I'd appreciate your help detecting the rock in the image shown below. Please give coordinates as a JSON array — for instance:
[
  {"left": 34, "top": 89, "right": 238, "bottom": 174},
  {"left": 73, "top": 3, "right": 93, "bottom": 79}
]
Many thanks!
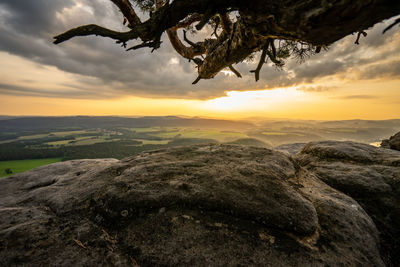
[
  {"left": 0, "top": 144, "right": 385, "bottom": 266},
  {"left": 275, "top": 143, "right": 307, "bottom": 155},
  {"left": 386, "top": 132, "right": 400, "bottom": 151},
  {"left": 296, "top": 141, "right": 400, "bottom": 265},
  {"left": 380, "top": 139, "right": 390, "bottom": 149}
]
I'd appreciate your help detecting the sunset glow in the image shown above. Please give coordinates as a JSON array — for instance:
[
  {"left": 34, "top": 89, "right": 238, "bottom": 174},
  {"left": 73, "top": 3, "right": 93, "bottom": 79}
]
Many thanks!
[{"left": 0, "top": 2, "right": 399, "bottom": 120}]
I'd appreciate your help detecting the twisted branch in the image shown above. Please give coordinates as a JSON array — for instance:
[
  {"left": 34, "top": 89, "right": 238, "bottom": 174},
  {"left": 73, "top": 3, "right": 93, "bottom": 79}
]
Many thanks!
[
  {"left": 53, "top": 24, "right": 136, "bottom": 44},
  {"left": 110, "top": 0, "right": 141, "bottom": 27},
  {"left": 53, "top": 0, "right": 400, "bottom": 83}
]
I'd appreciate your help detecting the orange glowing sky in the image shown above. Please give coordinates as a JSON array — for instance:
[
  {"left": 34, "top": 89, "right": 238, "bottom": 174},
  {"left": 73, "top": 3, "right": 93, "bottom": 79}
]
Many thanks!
[{"left": 0, "top": 1, "right": 399, "bottom": 120}]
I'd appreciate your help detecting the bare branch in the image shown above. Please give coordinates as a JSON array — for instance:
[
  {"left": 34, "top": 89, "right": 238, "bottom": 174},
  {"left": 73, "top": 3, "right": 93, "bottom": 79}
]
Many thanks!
[
  {"left": 54, "top": 0, "right": 400, "bottom": 83},
  {"left": 126, "top": 41, "right": 159, "bottom": 51},
  {"left": 183, "top": 30, "right": 196, "bottom": 47},
  {"left": 228, "top": 65, "right": 242, "bottom": 78},
  {"left": 383, "top": 18, "right": 400, "bottom": 34},
  {"left": 250, "top": 40, "right": 270, "bottom": 82},
  {"left": 212, "top": 20, "right": 220, "bottom": 37},
  {"left": 110, "top": 0, "right": 141, "bottom": 27},
  {"left": 53, "top": 24, "right": 136, "bottom": 44},
  {"left": 354, "top": 31, "right": 367, "bottom": 45},
  {"left": 270, "top": 39, "right": 277, "bottom": 59},
  {"left": 192, "top": 76, "right": 201, "bottom": 84}
]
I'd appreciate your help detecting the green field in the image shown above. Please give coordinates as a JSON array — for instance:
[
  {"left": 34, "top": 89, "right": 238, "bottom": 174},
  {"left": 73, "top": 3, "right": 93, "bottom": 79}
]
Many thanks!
[
  {"left": 133, "top": 139, "right": 171, "bottom": 145},
  {"left": 130, "top": 127, "right": 167, "bottom": 133},
  {"left": 148, "top": 129, "right": 248, "bottom": 142},
  {"left": 49, "top": 130, "right": 88, "bottom": 136},
  {"left": 0, "top": 158, "right": 62, "bottom": 178},
  {"left": 47, "top": 136, "right": 111, "bottom": 146}
]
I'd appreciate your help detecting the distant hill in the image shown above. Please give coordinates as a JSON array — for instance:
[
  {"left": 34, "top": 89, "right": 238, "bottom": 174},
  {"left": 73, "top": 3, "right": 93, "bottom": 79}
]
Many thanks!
[
  {"left": 0, "top": 116, "right": 253, "bottom": 133},
  {"left": 0, "top": 116, "right": 18, "bottom": 121}
]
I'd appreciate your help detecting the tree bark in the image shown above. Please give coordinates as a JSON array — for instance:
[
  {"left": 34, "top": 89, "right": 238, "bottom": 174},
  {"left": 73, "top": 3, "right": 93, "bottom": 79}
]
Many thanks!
[{"left": 54, "top": 0, "right": 400, "bottom": 82}]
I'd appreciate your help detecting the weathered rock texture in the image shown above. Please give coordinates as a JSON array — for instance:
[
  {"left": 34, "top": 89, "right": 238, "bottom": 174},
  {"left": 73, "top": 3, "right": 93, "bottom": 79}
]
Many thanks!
[
  {"left": 381, "top": 131, "right": 400, "bottom": 151},
  {"left": 296, "top": 141, "right": 400, "bottom": 266},
  {"left": 275, "top": 143, "right": 307, "bottom": 155},
  {"left": 1, "top": 143, "right": 398, "bottom": 266}
]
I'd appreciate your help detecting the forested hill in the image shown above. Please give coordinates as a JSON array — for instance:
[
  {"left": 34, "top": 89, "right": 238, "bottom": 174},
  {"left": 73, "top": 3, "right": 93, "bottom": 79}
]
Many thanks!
[{"left": 0, "top": 116, "right": 253, "bottom": 132}]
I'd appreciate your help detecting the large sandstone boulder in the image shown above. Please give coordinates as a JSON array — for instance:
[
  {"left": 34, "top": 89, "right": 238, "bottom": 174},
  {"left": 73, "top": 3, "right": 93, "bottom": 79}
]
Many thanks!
[
  {"left": 0, "top": 144, "right": 385, "bottom": 266},
  {"left": 390, "top": 132, "right": 400, "bottom": 150},
  {"left": 296, "top": 141, "right": 400, "bottom": 265},
  {"left": 275, "top": 143, "right": 307, "bottom": 155}
]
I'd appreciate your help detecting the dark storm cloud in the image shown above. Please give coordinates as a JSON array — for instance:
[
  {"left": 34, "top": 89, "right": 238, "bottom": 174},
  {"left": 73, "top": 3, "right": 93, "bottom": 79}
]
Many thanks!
[
  {"left": 0, "top": 0, "right": 74, "bottom": 34},
  {"left": 0, "top": 1, "right": 399, "bottom": 99}
]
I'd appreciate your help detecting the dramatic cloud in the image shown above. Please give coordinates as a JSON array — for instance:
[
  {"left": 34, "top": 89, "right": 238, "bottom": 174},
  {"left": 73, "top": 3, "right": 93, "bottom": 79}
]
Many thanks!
[{"left": 0, "top": 0, "right": 399, "bottom": 99}]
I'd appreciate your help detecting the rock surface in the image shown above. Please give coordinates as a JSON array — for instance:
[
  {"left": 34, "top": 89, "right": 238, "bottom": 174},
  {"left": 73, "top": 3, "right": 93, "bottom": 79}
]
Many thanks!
[
  {"left": 296, "top": 141, "right": 400, "bottom": 266},
  {"left": 0, "top": 143, "right": 394, "bottom": 266},
  {"left": 381, "top": 131, "right": 400, "bottom": 151},
  {"left": 275, "top": 143, "right": 307, "bottom": 155}
]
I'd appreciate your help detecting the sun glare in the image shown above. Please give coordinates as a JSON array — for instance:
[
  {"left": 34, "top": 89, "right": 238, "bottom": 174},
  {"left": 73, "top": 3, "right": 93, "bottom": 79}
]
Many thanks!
[{"left": 204, "top": 87, "right": 306, "bottom": 112}]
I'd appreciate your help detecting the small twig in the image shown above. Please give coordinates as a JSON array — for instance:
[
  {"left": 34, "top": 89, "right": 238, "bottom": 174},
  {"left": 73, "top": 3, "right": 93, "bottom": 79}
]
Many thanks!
[
  {"left": 73, "top": 239, "right": 87, "bottom": 249},
  {"left": 354, "top": 31, "right": 367, "bottom": 45},
  {"left": 228, "top": 65, "right": 242, "bottom": 78},
  {"left": 383, "top": 18, "right": 400, "bottom": 34},
  {"left": 116, "top": 40, "right": 127, "bottom": 48},
  {"left": 250, "top": 40, "right": 270, "bottom": 81},
  {"left": 126, "top": 41, "right": 158, "bottom": 51},
  {"left": 270, "top": 39, "right": 276, "bottom": 59},
  {"left": 212, "top": 21, "right": 220, "bottom": 37},
  {"left": 266, "top": 50, "right": 282, "bottom": 65},
  {"left": 192, "top": 76, "right": 201, "bottom": 84}
]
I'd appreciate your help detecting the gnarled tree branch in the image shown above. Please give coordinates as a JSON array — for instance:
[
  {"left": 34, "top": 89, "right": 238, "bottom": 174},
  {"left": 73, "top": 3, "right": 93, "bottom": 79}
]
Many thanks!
[
  {"left": 53, "top": 24, "right": 136, "bottom": 44},
  {"left": 54, "top": 0, "right": 400, "bottom": 84},
  {"left": 110, "top": 0, "right": 141, "bottom": 27}
]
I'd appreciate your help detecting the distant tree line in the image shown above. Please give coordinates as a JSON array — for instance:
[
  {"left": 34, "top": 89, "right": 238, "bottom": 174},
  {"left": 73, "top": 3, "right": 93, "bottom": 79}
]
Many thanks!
[{"left": 0, "top": 138, "right": 217, "bottom": 161}]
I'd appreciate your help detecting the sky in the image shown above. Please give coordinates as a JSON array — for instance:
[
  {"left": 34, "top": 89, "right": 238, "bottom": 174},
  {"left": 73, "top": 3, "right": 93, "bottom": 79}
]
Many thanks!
[{"left": 0, "top": 0, "right": 399, "bottom": 120}]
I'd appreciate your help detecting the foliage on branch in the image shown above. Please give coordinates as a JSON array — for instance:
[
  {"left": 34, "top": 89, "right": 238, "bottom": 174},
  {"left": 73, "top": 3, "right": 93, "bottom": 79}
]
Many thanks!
[{"left": 54, "top": 0, "right": 400, "bottom": 84}]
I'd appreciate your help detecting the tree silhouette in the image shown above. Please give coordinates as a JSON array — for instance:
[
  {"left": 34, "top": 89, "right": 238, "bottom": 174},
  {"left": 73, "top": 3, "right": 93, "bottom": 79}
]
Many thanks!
[{"left": 54, "top": 0, "right": 400, "bottom": 83}]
